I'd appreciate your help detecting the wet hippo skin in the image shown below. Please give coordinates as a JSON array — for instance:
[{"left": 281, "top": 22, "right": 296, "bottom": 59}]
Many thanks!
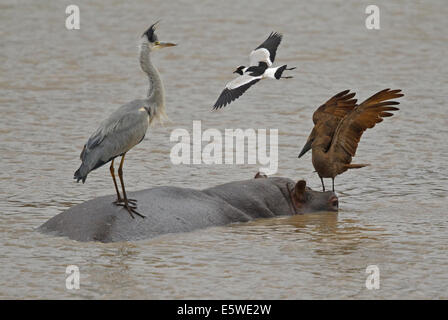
[{"left": 38, "top": 176, "right": 338, "bottom": 242}]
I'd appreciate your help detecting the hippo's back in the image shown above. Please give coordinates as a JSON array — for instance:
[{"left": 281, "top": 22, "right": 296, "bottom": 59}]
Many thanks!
[
  {"left": 38, "top": 177, "right": 297, "bottom": 242},
  {"left": 38, "top": 186, "right": 250, "bottom": 242}
]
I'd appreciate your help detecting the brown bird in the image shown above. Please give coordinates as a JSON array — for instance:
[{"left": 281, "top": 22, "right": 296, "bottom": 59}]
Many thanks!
[{"left": 298, "top": 88, "right": 404, "bottom": 192}]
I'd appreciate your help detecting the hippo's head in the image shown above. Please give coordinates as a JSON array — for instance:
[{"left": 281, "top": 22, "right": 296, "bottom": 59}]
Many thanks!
[{"left": 288, "top": 180, "right": 338, "bottom": 213}]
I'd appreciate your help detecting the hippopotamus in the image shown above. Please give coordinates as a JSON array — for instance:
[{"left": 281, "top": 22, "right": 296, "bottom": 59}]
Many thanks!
[{"left": 38, "top": 175, "right": 338, "bottom": 242}]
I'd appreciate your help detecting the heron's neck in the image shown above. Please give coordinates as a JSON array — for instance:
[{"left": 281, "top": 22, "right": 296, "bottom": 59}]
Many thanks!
[{"left": 139, "top": 44, "right": 166, "bottom": 123}]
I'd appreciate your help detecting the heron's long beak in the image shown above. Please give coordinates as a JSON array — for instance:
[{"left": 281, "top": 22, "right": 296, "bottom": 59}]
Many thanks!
[
  {"left": 298, "top": 139, "right": 312, "bottom": 158},
  {"left": 154, "top": 41, "right": 177, "bottom": 48}
]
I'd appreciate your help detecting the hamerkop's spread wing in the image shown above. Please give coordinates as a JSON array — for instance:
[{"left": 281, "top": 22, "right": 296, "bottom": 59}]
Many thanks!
[
  {"left": 299, "top": 90, "right": 358, "bottom": 158},
  {"left": 312, "top": 89, "right": 358, "bottom": 125},
  {"left": 329, "top": 88, "right": 403, "bottom": 169}
]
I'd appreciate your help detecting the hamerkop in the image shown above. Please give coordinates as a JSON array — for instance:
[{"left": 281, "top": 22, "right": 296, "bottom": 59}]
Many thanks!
[{"left": 298, "top": 88, "right": 404, "bottom": 192}]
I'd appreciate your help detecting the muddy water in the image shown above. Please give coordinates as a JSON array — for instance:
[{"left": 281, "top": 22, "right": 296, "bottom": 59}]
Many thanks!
[{"left": 0, "top": 0, "right": 447, "bottom": 299}]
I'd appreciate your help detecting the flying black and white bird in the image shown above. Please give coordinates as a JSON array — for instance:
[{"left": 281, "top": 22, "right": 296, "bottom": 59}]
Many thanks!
[{"left": 212, "top": 32, "right": 295, "bottom": 110}]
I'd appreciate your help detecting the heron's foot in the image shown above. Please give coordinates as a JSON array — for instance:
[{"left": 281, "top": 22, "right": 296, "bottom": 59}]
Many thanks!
[
  {"left": 115, "top": 201, "right": 137, "bottom": 210},
  {"left": 116, "top": 201, "right": 145, "bottom": 219},
  {"left": 113, "top": 198, "right": 137, "bottom": 205}
]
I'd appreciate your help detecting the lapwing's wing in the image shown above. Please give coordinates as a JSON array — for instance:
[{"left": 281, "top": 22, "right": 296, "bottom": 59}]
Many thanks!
[
  {"left": 249, "top": 32, "right": 282, "bottom": 67},
  {"left": 212, "top": 74, "right": 262, "bottom": 110}
]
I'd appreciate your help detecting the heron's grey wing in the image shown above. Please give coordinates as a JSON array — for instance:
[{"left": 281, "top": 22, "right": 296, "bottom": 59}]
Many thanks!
[
  {"left": 79, "top": 121, "right": 108, "bottom": 160},
  {"left": 83, "top": 127, "right": 105, "bottom": 155},
  {"left": 249, "top": 32, "right": 282, "bottom": 66},
  {"left": 212, "top": 75, "right": 262, "bottom": 110},
  {"left": 80, "top": 104, "right": 150, "bottom": 171}
]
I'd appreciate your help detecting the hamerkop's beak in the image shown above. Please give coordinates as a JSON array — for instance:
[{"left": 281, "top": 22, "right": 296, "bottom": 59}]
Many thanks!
[
  {"left": 298, "top": 128, "right": 316, "bottom": 158},
  {"left": 298, "top": 139, "right": 312, "bottom": 158}
]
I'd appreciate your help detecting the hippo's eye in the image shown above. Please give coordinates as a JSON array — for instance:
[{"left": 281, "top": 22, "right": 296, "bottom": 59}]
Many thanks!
[{"left": 330, "top": 198, "right": 338, "bottom": 208}]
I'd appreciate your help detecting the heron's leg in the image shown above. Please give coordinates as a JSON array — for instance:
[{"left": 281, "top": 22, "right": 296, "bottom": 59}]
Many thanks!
[
  {"left": 332, "top": 178, "right": 335, "bottom": 192},
  {"left": 110, "top": 159, "right": 122, "bottom": 203},
  {"left": 112, "top": 164, "right": 136, "bottom": 206},
  {"left": 117, "top": 153, "right": 145, "bottom": 219},
  {"left": 111, "top": 160, "right": 136, "bottom": 205},
  {"left": 281, "top": 76, "right": 293, "bottom": 79},
  {"left": 320, "top": 176, "right": 325, "bottom": 192}
]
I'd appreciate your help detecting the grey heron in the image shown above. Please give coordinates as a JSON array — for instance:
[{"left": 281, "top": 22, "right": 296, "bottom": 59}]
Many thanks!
[
  {"left": 74, "top": 21, "right": 176, "bottom": 219},
  {"left": 212, "top": 32, "right": 296, "bottom": 110}
]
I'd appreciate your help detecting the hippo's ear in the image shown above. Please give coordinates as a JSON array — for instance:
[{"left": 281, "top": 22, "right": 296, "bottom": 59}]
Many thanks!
[
  {"left": 254, "top": 172, "right": 268, "bottom": 179},
  {"left": 294, "top": 180, "right": 307, "bottom": 201}
]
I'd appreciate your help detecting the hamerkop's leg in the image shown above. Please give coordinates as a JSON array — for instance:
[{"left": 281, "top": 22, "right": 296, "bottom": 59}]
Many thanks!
[
  {"left": 320, "top": 176, "right": 325, "bottom": 192},
  {"left": 116, "top": 153, "right": 145, "bottom": 219}
]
